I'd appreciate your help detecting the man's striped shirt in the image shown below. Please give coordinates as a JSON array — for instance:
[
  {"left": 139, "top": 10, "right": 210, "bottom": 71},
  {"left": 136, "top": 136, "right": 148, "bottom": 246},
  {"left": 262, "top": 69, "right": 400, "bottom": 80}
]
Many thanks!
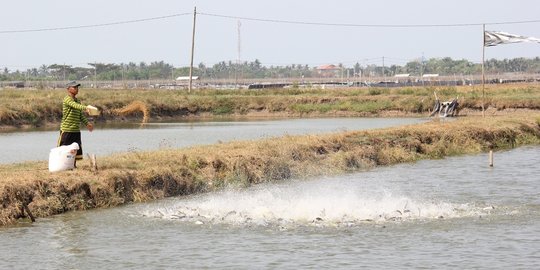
[{"left": 61, "top": 95, "right": 88, "bottom": 132}]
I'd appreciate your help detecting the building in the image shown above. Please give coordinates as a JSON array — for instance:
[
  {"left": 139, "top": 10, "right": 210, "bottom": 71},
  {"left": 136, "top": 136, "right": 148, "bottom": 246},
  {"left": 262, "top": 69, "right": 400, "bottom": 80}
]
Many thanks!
[
  {"left": 316, "top": 64, "right": 341, "bottom": 78},
  {"left": 175, "top": 76, "right": 199, "bottom": 81}
]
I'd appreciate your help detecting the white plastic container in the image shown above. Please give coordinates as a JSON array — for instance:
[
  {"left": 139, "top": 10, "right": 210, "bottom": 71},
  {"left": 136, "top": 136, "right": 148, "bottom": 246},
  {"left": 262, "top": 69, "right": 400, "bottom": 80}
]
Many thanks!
[
  {"left": 87, "top": 105, "right": 100, "bottom": 116},
  {"left": 48, "top": 142, "right": 79, "bottom": 172}
]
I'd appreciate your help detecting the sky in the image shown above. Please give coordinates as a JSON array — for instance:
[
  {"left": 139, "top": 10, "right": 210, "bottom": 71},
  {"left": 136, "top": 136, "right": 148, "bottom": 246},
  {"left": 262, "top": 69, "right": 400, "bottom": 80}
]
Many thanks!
[{"left": 2, "top": 0, "right": 540, "bottom": 70}]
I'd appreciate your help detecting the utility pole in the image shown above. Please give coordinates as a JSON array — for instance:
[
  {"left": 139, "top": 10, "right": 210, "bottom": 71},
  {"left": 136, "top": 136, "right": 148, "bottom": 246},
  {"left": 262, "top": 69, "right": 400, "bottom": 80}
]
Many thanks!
[
  {"left": 421, "top": 52, "right": 425, "bottom": 86},
  {"left": 94, "top": 62, "right": 97, "bottom": 89},
  {"left": 481, "top": 24, "right": 486, "bottom": 117},
  {"left": 382, "top": 56, "right": 387, "bottom": 88},
  {"left": 188, "top": 6, "right": 197, "bottom": 93},
  {"left": 236, "top": 20, "right": 241, "bottom": 88}
]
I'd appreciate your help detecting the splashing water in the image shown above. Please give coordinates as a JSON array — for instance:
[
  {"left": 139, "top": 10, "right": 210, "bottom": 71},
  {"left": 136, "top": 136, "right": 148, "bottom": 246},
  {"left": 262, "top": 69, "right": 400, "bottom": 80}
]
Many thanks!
[{"left": 140, "top": 177, "right": 497, "bottom": 228}]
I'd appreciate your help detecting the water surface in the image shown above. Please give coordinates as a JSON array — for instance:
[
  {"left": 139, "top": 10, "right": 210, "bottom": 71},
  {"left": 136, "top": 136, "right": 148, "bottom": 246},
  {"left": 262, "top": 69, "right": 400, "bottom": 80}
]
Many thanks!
[
  {"left": 0, "top": 117, "right": 425, "bottom": 164},
  {"left": 1, "top": 146, "right": 538, "bottom": 269}
]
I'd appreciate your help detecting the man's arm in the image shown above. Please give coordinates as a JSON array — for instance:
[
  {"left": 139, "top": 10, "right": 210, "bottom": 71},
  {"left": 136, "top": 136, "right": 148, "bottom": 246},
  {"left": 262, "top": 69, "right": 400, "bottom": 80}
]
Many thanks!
[{"left": 64, "top": 96, "right": 87, "bottom": 111}]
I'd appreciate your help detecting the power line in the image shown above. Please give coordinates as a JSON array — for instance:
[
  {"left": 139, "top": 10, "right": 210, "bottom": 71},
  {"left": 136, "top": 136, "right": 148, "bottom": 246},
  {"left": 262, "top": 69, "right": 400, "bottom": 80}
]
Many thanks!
[
  {"left": 199, "top": 12, "right": 540, "bottom": 28},
  {"left": 2, "top": 10, "right": 540, "bottom": 35},
  {"left": 0, "top": 13, "right": 191, "bottom": 34}
]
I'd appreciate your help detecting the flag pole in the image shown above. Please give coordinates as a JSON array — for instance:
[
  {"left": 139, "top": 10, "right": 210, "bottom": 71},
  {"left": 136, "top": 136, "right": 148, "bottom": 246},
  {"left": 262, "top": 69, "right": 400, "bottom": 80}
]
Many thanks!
[{"left": 481, "top": 24, "right": 486, "bottom": 117}]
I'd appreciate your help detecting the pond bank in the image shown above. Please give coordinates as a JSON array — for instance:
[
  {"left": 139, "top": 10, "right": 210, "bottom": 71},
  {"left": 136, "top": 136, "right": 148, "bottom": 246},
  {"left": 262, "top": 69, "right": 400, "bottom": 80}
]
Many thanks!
[
  {"left": 1, "top": 107, "right": 538, "bottom": 132},
  {"left": 2, "top": 84, "right": 540, "bottom": 129},
  {"left": 1, "top": 113, "right": 539, "bottom": 226}
]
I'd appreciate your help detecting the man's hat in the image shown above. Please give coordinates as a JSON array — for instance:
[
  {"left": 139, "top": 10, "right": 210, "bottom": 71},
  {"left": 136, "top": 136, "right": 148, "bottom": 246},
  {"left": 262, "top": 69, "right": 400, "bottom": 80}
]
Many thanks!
[{"left": 66, "top": 81, "right": 81, "bottom": 88}]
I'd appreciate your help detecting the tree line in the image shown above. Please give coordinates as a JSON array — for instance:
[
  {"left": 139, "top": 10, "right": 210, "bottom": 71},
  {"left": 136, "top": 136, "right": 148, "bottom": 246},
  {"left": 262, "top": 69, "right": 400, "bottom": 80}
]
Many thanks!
[{"left": 2, "top": 57, "right": 540, "bottom": 81}]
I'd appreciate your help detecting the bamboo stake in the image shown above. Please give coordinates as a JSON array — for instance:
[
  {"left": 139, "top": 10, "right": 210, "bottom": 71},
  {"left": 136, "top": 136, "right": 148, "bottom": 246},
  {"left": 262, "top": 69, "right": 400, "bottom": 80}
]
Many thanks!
[{"left": 87, "top": 153, "right": 98, "bottom": 171}]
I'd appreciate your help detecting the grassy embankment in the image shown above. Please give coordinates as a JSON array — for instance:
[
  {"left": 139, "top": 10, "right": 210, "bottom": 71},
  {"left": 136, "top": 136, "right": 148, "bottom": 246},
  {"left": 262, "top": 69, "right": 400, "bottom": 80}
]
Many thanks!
[
  {"left": 1, "top": 113, "right": 540, "bottom": 226},
  {"left": 1, "top": 84, "right": 540, "bottom": 128}
]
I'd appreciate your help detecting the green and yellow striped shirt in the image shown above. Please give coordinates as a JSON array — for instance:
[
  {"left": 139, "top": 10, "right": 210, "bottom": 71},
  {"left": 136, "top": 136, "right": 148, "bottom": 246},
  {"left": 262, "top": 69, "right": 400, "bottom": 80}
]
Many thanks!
[{"left": 60, "top": 95, "right": 88, "bottom": 132}]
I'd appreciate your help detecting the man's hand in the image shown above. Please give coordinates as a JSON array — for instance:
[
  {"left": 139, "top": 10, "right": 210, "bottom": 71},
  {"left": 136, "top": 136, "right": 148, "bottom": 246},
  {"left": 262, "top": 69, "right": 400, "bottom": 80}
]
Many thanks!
[{"left": 87, "top": 123, "right": 94, "bottom": 132}]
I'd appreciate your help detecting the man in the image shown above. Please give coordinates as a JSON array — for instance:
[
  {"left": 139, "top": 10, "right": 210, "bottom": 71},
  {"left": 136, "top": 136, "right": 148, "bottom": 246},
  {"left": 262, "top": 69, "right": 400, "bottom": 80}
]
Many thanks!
[{"left": 57, "top": 81, "right": 94, "bottom": 168}]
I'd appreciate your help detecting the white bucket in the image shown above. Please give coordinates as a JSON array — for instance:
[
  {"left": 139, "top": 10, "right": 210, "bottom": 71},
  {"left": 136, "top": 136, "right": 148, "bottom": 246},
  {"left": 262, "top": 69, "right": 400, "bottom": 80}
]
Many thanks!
[{"left": 48, "top": 142, "right": 79, "bottom": 172}]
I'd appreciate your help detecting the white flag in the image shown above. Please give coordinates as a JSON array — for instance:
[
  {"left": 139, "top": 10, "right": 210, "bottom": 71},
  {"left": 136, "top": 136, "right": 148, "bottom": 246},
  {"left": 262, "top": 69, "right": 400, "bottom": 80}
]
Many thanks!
[{"left": 484, "top": 31, "right": 540, "bottom": 47}]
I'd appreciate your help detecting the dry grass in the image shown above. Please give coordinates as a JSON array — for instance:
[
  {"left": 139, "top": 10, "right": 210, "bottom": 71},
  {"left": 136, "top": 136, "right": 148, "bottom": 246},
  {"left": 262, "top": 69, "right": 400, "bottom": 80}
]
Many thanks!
[
  {"left": 1, "top": 112, "right": 539, "bottom": 226},
  {"left": 1, "top": 84, "right": 540, "bottom": 128}
]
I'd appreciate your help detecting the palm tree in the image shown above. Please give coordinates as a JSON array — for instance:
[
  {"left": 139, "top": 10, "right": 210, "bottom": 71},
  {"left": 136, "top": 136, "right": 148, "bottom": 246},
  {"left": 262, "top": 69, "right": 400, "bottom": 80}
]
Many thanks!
[{"left": 38, "top": 65, "right": 48, "bottom": 76}]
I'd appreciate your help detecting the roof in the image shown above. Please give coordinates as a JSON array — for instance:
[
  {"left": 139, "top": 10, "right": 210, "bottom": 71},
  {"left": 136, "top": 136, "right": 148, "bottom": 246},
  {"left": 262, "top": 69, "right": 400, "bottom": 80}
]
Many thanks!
[
  {"left": 422, "top": 74, "right": 439, "bottom": 77},
  {"left": 316, "top": 64, "right": 340, "bottom": 70},
  {"left": 394, "top": 73, "right": 410, "bottom": 77},
  {"left": 176, "top": 76, "right": 199, "bottom": 81}
]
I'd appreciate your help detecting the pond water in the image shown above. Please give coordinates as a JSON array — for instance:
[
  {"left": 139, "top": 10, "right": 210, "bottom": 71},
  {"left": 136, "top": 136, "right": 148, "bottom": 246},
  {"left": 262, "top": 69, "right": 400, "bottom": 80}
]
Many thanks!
[
  {"left": 1, "top": 146, "right": 538, "bottom": 269},
  {"left": 0, "top": 117, "right": 425, "bottom": 164}
]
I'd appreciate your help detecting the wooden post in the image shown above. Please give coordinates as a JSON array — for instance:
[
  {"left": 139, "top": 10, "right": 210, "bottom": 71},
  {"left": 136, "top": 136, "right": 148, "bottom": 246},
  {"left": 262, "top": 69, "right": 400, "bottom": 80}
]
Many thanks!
[
  {"left": 87, "top": 153, "right": 98, "bottom": 171},
  {"left": 93, "top": 154, "right": 98, "bottom": 171},
  {"left": 188, "top": 7, "right": 197, "bottom": 93},
  {"left": 489, "top": 150, "right": 493, "bottom": 167}
]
